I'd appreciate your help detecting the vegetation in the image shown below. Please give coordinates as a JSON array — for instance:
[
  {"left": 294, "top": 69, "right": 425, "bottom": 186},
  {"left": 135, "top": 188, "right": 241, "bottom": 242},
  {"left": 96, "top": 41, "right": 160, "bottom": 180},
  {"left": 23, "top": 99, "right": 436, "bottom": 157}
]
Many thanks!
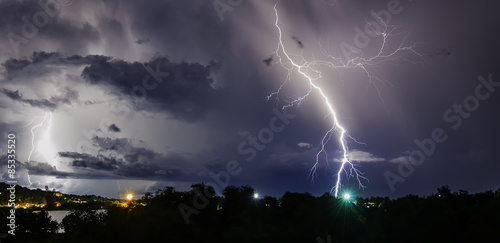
[
  {"left": 0, "top": 182, "right": 112, "bottom": 210},
  {"left": 1, "top": 184, "right": 499, "bottom": 242}
]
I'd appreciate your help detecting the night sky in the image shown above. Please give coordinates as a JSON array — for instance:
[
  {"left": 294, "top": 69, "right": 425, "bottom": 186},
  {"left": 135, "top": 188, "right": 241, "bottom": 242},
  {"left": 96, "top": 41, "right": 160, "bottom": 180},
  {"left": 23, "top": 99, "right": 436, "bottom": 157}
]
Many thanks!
[{"left": 1, "top": 0, "right": 499, "bottom": 199}]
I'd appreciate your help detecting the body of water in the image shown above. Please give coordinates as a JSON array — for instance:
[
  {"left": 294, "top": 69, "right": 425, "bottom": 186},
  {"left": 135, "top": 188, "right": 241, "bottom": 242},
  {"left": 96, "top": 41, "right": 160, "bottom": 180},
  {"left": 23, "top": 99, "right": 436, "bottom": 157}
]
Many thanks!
[{"left": 34, "top": 209, "right": 106, "bottom": 233}]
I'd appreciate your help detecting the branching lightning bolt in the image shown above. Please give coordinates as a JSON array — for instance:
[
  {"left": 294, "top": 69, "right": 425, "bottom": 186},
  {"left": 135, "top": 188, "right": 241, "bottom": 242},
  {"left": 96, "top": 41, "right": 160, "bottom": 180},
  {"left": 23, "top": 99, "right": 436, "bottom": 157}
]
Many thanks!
[
  {"left": 21, "top": 111, "right": 53, "bottom": 184},
  {"left": 269, "top": 2, "right": 421, "bottom": 197},
  {"left": 25, "top": 112, "right": 52, "bottom": 162}
]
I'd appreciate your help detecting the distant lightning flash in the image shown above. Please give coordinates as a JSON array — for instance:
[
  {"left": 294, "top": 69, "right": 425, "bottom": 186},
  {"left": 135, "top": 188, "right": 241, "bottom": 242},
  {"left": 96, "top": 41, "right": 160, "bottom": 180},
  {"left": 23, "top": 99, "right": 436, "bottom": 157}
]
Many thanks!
[
  {"left": 269, "top": 2, "right": 420, "bottom": 197},
  {"left": 19, "top": 111, "right": 52, "bottom": 184},
  {"left": 21, "top": 111, "right": 53, "bottom": 184},
  {"left": 26, "top": 112, "right": 53, "bottom": 162}
]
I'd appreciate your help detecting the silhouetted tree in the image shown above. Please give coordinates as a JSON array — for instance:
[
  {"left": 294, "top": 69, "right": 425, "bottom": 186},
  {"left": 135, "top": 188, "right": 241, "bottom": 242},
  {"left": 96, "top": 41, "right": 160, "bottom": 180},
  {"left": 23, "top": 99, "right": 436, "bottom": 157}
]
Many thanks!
[{"left": 41, "top": 183, "right": 500, "bottom": 243}]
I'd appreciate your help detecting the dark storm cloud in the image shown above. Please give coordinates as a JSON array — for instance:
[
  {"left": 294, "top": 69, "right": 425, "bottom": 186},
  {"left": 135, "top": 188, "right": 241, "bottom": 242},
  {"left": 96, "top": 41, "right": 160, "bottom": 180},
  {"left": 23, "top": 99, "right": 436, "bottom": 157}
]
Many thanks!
[
  {"left": 81, "top": 56, "right": 219, "bottom": 122},
  {"left": 0, "top": 51, "right": 225, "bottom": 121},
  {"left": 57, "top": 137, "right": 197, "bottom": 180},
  {"left": 58, "top": 151, "right": 92, "bottom": 160},
  {"left": 91, "top": 137, "right": 148, "bottom": 154},
  {"left": 71, "top": 155, "right": 118, "bottom": 171},
  {"left": 0, "top": 155, "right": 75, "bottom": 179},
  {"left": 59, "top": 151, "right": 136, "bottom": 174},
  {"left": 108, "top": 123, "right": 121, "bottom": 132},
  {"left": 1, "top": 86, "right": 79, "bottom": 110},
  {"left": 27, "top": 51, "right": 111, "bottom": 65},
  {"left": 2, "top": 51, "right": 111, "bottom": 79},
  {"left": 23, "top": 162, "right": 74, "bottom": 178},
  {"left": 2, "top": 89, "right": 23, "bottom": 100},
  {"left": 1, "top": 58, "right": 31, "bottom": 74},
  {"left": 0, "top": 0, "right": 99, "bottom": 55},
  {"left": 63, "top": 151, "right": 189, "bottom": 180},
  {"left": 2, "top": 88, "right": 57, "bottom": 110},
  {"left": 58, "top": 152, "right": 118, "bottom": 171},
  {"left": 14, "top": 159, "right": 121, "bottom": 180}
]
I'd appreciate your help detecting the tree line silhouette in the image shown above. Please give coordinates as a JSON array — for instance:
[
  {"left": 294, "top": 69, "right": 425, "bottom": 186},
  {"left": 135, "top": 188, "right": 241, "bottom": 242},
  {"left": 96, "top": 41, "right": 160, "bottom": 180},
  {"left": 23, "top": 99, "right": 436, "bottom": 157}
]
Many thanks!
[{"left": 1, "top": 184, "right": 499, "bottom": 242}]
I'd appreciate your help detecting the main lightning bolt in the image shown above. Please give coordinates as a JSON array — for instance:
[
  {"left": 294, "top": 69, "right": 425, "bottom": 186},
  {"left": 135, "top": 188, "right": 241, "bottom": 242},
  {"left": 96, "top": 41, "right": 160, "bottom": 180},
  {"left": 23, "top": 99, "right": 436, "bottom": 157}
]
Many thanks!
[{"left": 269, "top": 2, "right": 420, "bottom": 197}]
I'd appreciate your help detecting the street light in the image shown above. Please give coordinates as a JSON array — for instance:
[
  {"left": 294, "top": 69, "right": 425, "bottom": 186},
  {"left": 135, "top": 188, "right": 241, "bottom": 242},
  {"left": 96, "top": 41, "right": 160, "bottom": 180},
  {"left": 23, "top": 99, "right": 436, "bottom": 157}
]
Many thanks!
[
  {"left": 253, "top": 193, "right": 259, "bottom": 199},
  {"left": 343, "top": 193, "right": 351, "bottom": 201},
  {"left": 126, "top": 193, "right": 133, "bottom": 201}
]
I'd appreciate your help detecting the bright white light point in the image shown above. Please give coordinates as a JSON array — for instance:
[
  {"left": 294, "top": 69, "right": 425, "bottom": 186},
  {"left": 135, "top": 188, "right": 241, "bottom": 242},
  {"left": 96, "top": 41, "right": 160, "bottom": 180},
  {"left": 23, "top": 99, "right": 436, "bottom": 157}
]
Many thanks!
[
  {"left": 343, "top": 193, "right": 351, "bottom": 200},
  {"left": 126, "top": 194, "right": 133, "bottom": 200},
  {"left": 253, "top": 193, "right": 259, "bottom": 199}
]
